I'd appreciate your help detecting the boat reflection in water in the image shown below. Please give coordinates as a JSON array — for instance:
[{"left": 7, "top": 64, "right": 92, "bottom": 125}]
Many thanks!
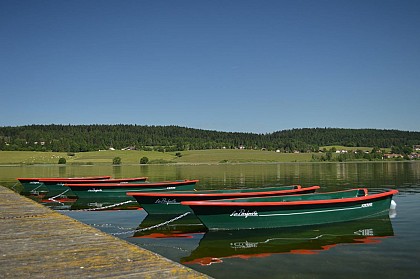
[
  {"left": 181, "top": 216, "right": 395, "bottom": 266},
  {"left": 37, "top": 196, "right": 78, "bottom": 210},
  {"left": 132, "top": 213, "right": 206, "bottom": 238},
  {"left": 127, "top": 213, "right": 206, "bottom": 263}
]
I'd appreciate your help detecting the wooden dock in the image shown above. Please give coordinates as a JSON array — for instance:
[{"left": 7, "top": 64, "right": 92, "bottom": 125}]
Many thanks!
[{"left": 0, "top": 186, "right": 210, "bottom": 278}]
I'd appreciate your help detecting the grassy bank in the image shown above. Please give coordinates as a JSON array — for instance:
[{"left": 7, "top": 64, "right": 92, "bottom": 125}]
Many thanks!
[
  {"left": 0, "top": 145, "right": 400, "bottom": 165},
  {"left": 177, "top": 149, "right": 312, "bottom": 163},
  {"left": 0, "top": 150, "right": 314, "bottom": 165}
]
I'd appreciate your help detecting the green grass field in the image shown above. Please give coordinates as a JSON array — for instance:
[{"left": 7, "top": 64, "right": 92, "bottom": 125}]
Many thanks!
[
  {"left": 175, "top": 149, "right": 313, "bottom": 163},
  {"left": 0, "top": 149, "right": 315, "bottom": 165},
  {"left": 0, "top": 145, "right": 386, "bottom": 165},
  {"left": 319, "top": 146, "right": 389, "bottom": 152}
]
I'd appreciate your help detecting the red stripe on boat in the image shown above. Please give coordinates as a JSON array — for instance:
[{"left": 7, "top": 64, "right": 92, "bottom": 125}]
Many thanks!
[
  {"left": 126, "top": 186, "right": 320, "bottom": 197},
  {"left": 181, "top": 189, "right": 398, "bottom": 207}
]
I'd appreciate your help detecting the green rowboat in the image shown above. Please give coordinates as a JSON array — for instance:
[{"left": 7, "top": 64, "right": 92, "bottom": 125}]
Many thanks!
[
  {"left": 127, "top": 185, "right": 320, "bottom": 215},
  {"left": 41, "top": 177, "right": 148, "bottom": 199},
  {"left": 17, "top": 176, "right": 112, "bottom": 195},
  {"left": 66, "top": 179, "right": 199, "bottom": 199},
  {"left": 181, "top": 188, "right": 398, "bottom": 230}
]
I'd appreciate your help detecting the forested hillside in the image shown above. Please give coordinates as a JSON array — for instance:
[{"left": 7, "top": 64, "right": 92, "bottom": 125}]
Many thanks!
[{"left": 0, "top": 125, "right": 419, "bottom": 153}]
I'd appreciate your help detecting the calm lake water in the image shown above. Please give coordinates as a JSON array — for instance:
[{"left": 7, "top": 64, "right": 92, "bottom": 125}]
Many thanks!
[{"left": 1, "top": 162, "right": 420, "bottom": 278}]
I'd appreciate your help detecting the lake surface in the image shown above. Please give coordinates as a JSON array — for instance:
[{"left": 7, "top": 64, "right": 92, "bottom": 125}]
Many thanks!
[{"left": 1, "top": 162, "right": 419, "bottom": 278}]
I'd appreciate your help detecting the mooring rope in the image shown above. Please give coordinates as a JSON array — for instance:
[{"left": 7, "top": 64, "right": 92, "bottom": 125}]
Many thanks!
[
  {"left": 46, "top": 197, "right": 65, "bottom": 205},
  {"left": 10, "top": 182, "right": 19, "bottom": 191},
  {"left": 48, "top": 189, "right": 70, "bottom": 200},
  {"left": 110, "top": 211, "right": 191, "bottom": 236},
  {"left": 30, "top": 185, "right": 43, "bottom": 194},
  {"left": 55, "top": 200, "right": 137, "bottom": 212},
  {"left": 90, "top": 223, "right": 137, "bottom": 231}
]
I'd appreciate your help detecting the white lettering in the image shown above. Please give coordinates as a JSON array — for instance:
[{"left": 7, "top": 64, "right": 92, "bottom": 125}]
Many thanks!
[
  {"left": 361, "top": 203, "right": 373, "bottom": 208},
  {"left": 87, "top": 188, "right": 102, "bottom": 192},
  {"left": 354, "top": 228, "right": 374, "bottom": 236},
  {"left": 231, "top": 241, "right": 258, "bottom": 249},
  {"left": 155, "top": 198, "right": 177, "bottom": 204},
  {"left": 88, "top": 202, "right": 103, "bottom": 207},
  {"left": 230, "top": 209, "right": 259, "bottom": 218}
]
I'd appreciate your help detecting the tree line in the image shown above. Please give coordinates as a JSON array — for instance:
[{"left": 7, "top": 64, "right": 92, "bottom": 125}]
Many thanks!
[{"left": 0, "top": 125, "right": 419, "bottom": 154}]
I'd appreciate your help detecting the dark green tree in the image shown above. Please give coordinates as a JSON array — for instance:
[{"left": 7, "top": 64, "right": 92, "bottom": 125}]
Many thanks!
[
  {"left": 112, "top": 157, "right": 121, "bottom": 165},
  {"left": 1, "top": 125, "right": 420, "bottom": 154},
  {"left": 140, "top": 157, "right": 149, "bottom": 164}
]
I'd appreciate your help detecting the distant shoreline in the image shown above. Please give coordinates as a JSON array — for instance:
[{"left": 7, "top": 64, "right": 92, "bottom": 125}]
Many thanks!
[{"left": 0, "top": 150, "right": 416, "bottom": 165}]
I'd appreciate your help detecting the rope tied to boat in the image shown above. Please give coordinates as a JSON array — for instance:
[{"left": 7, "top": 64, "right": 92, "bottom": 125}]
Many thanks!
[
  {"left": 48, "top": 189, "right": 70, "bottom": 200},
  {"left": 30, "top": 184, "right": 44, "bottom": 194},
  {"left": 54, "top": 200, "right": 136, "bottom": 212},
  {"left": 10, "top": 182, "right": 19, "bottom": 191},
  {"left": 110, "top": 211, "right": 191, "bottom": 236},
  {"left": 54, "top": 200, "right": 137, "bottom": 212}
]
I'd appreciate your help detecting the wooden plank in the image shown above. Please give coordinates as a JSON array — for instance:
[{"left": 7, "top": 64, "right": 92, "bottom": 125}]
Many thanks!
[{"left": 0, "top": 186, "right": 210, "bottom": 278}]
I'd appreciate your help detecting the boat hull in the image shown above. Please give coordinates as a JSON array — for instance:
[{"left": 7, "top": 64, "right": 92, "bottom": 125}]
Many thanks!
[
  {"left": 183, "top": 189, "right": 398, "bottom": 230},
  {"left": 20, "top": 181, "right": 48, "bottom": 195},
  {"left": 129, "top": 185, "right": 320, "bottom": 215}
]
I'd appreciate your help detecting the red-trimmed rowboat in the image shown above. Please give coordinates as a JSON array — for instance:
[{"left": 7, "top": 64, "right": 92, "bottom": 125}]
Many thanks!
[
  {"left": 66, "top": 179, "right": 199, "bottom": 199},
  {"left": 181, "top": 188, "right": 398, "bottom": 230},
  {"left": 40, "top": 177, "right": 148, "bottom": 198},
  {"left": 127, "top": 185, "right": 320, "bottom": 214},
  {"left": 18, "top": 176, "right": 112, "bottom": 183},
  {"left": 18, "top": 176, "right": 112, "bottom": 195},
  {"left": 39, "top": 177, "right": 147, "bottom": 184}
]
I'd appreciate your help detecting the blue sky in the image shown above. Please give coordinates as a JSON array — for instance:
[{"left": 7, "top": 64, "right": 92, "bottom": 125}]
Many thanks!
[{"left": 1, "top": 0, "right": 419, "bottom": 133}]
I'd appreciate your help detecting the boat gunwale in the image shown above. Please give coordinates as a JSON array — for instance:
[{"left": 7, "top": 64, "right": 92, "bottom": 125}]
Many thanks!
[
  {"left": 65, "top": 179, "right": 199, "bottom": 187},
  {"left": 39, "top": 177, "right": 148, "bottom": 183},
  {"left": 181, "top": 189, "right": 398, "bottom": 207},
  {"left": 17, "top": 176, "right": 112, "bottom": 182},
  {"left": 126, "top": 186, "right": 321, "bottom": 198}
]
